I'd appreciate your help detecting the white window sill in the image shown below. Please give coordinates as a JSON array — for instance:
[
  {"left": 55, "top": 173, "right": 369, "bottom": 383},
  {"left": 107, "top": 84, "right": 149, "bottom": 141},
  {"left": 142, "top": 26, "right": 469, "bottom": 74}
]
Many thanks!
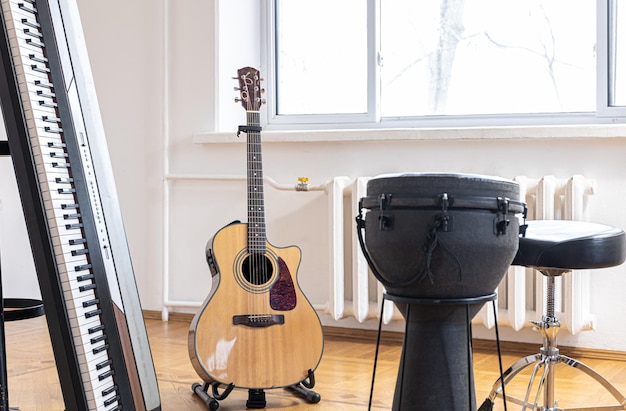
[{"left": 193, "top": 124, "right": 626, "bottom": 144}]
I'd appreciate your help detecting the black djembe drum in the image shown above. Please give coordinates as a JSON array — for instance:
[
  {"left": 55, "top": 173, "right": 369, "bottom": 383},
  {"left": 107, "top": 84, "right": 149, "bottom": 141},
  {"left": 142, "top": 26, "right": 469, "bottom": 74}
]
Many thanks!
[{"left": 356, "top": 173, "right": 525, "bottom": 411}]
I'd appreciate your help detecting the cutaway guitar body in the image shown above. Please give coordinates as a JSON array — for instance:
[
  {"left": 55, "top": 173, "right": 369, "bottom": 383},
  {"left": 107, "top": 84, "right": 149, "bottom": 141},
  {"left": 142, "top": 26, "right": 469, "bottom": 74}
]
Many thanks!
[{"left": 188, "top": 221, "right": 324, "bottom": 389}]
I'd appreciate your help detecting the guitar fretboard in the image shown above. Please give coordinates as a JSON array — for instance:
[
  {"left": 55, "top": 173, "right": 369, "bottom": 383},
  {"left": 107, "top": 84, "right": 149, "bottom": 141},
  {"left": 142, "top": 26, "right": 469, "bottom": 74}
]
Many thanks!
[{"left": 246, "top": 111, "right": 266, "bottom": 253}]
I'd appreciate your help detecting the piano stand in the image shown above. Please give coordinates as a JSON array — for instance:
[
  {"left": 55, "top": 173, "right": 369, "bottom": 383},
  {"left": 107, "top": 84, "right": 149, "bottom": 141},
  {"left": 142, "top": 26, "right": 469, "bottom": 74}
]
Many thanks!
[{"left": 191, "top": 369, "right": 321, "bottom": 409}]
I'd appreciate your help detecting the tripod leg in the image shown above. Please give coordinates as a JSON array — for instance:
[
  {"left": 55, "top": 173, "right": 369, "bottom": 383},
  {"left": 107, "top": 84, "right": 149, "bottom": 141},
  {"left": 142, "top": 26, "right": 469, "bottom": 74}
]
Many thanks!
[
  {"left": 286, "top": 383, "right": 321, "bottom": 404},
  {"left": 486, "top": 354, "right": 543, "bottom": 399},
  {"left": 192, "top": 382, "right": 219, "bottom": 410}
]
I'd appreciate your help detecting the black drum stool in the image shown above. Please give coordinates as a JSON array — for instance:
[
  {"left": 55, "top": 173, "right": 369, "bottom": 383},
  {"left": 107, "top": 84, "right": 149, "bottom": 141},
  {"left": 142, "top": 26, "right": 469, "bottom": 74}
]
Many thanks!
[{"left": 479, "top": 220, "right": 626, "bottom": 411}]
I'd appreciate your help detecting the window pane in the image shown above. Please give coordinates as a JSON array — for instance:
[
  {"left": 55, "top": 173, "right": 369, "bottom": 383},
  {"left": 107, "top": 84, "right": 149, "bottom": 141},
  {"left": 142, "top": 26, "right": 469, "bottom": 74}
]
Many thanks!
[
  {"left": 275, "top": 0, "right": 367, "bottom": 115},
  {"left": 611, "top": 0, "right": 626, "bottom": 106},
  {"left": 381, "top": 0, "right": 596, "bottom": 117}
]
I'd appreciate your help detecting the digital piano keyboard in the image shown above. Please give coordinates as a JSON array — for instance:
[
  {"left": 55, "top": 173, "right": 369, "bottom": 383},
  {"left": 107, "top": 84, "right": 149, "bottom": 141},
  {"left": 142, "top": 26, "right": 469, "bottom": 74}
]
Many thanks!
[{"left": 0, "top": 0, "right": 161, "bottom": 409}]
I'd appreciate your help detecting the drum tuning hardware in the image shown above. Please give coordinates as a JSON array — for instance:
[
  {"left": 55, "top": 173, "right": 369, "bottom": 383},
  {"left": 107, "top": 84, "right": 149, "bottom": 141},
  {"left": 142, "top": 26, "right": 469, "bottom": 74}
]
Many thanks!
[
  {"left": 495, "top": 197, "right": 511, "bottom": 235},
  {"left": 378, "top": 193, "right": 394, "bottom": 231},
  {"left": 436, "top": 193, "right": 453, "bottom": 232}
]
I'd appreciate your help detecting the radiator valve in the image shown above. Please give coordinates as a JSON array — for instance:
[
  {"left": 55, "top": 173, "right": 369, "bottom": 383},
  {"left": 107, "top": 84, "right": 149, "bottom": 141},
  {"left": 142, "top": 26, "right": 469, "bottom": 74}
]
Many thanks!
[{"left": 296, "top": 177, "right": 309, "bottom": 191}]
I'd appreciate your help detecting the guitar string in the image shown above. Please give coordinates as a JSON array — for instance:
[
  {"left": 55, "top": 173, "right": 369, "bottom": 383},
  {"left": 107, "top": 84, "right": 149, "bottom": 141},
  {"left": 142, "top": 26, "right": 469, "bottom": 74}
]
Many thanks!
[{"left": 247, "top": 107, "right": 268, "bottom": 316}]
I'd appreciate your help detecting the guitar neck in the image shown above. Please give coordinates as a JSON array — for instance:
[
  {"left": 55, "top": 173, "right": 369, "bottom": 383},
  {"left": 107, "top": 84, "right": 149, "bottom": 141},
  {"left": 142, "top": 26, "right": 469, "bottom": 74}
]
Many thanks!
[{"left": 246, "top": 110, "right": 267, "bottom": 253}]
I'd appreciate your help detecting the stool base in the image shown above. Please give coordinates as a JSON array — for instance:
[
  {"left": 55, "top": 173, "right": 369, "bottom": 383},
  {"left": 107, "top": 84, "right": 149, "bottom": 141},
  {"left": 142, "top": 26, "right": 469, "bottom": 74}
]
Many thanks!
[
  {"left": 480, "top": 276, "right": 626, "bottom": 411},
  {"left": 480, "top": 352, "right": 626, "bottom": 410}
]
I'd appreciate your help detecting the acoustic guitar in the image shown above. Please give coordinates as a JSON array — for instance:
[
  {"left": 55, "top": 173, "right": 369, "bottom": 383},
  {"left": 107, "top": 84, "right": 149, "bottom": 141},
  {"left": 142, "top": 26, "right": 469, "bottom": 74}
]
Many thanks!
[{"left": 188, "top": 67, "right": 324, "bottom": 389}]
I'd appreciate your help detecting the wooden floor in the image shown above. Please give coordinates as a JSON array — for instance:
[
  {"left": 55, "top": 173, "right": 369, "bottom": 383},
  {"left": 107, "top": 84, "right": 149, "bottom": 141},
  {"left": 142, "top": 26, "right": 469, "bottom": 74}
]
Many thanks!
[{"left": 4, "top": 316, "right": 626, "bottom": 410}]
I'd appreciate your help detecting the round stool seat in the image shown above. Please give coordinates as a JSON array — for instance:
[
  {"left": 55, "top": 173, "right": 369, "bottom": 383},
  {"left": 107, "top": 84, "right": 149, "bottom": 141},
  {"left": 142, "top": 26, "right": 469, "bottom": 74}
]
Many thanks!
[
  {"left": 513, "top": 220, "right": 626, "bottom": 271},
  {"left": 3, "top": 298, "right": 44, "bottom": 321}
]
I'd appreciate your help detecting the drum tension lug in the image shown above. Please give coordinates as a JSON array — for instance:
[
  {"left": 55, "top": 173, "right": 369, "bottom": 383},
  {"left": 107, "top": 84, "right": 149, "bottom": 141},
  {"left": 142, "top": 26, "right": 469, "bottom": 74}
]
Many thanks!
[
  {"left": 495, "top": 197, "right": 510, "bottom": 235},
  {"left": 378, "top": 193, "right": 394, "bottom": 231},
  {"left": 436, "top": 193, "right": 453, "bottom": 232}
]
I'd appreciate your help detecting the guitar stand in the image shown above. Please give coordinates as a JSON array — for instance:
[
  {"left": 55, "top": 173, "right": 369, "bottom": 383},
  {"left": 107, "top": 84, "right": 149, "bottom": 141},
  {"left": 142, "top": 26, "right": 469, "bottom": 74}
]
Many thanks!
[{"left": 192, "top": 369, "right": 320, "bottom": 410}]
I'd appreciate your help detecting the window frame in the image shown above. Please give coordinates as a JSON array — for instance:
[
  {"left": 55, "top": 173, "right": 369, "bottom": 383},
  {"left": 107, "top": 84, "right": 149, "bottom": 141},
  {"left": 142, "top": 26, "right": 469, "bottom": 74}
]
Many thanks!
[
  {"left": 261, "top": 0, "right": 626, "bottom": 131},
  {"left": 597, "top": 0, "right": 626, "bottom": 117}
]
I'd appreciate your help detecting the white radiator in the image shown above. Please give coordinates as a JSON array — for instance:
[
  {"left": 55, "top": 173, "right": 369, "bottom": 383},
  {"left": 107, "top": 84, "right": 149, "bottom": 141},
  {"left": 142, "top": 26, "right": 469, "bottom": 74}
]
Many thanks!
[
  {"left": 478, "top": 175, "right": 596, "bottom": 335},
  {"left": 329, "top": 175, "right": 596, "bottom": 334}
]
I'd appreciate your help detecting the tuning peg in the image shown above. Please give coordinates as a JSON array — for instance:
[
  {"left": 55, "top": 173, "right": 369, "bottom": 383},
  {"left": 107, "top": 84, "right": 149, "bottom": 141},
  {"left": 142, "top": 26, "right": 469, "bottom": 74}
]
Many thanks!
[
  {"left": 234, "top": 86, "right": 240, "bottom": 91},
  {"left": 234, "top": 98, "right": 242, "bottom": 103},
  {"left": 261, "top": 88, "right": 265, "bottom": 94},
  {"left": 232, "top": 76, "right": 239, "bottom": 80}
]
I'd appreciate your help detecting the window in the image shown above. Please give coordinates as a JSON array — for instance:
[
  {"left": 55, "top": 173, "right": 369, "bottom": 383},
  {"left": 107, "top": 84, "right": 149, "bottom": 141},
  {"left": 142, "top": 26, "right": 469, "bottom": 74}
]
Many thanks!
[
  {"left": 267, "top": 0, "right": 625, "bottom": 128},
  {"left": 607, "top": 0, "right": 626, "bottom": 107}
]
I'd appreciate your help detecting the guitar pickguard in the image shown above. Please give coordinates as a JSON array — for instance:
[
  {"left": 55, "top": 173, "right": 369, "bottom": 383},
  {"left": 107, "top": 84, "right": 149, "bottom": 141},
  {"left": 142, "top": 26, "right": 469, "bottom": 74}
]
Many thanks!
[{"left": 270, "top": 257, "right": 297, "bottom": 311}]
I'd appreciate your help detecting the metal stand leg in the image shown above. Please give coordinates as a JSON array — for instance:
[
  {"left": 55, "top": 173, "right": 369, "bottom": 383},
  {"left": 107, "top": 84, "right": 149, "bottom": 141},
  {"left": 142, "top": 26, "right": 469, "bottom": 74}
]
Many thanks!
[
  {"left": 372, "top": 292, "right": 504, "bottom": 411},
  {"left": 480, "top": 273, "right": 626, "bottom": 411}
]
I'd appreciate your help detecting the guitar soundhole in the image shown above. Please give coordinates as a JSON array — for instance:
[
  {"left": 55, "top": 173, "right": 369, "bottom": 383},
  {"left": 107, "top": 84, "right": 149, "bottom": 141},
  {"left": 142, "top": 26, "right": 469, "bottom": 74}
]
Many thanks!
[{"left": 242, "top": 253, "right": 274, "bottom": 285}]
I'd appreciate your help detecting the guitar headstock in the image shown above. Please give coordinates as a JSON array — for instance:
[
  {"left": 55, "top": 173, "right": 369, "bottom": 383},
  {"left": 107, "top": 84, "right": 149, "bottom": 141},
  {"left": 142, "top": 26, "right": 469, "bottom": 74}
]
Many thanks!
[{"left": 235, "top": 67, "right": 264, "bottom": 112}]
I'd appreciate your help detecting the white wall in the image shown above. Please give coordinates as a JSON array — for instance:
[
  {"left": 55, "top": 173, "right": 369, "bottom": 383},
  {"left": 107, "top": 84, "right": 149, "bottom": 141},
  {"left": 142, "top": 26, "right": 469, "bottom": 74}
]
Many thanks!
[{"left": 1, "top": 0, "right": 626, "bottom": 352}]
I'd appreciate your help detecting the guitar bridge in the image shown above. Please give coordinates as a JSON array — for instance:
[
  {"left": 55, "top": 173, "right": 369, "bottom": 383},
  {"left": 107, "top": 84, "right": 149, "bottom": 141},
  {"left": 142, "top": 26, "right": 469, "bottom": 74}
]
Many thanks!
[{"left": 232, "top": 314, "right": 285, "bottom": 328}]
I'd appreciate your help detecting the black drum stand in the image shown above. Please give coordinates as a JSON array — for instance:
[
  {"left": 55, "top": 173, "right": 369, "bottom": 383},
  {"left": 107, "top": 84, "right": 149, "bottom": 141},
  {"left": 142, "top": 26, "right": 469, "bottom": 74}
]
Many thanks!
[{"left": 369, "top": 292, "right": 508, "bottom": 411}]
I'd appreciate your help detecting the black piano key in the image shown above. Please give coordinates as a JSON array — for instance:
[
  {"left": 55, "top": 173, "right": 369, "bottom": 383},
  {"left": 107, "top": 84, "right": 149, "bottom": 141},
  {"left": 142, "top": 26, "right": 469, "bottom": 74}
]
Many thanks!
[
  {"left": 25, "top": 38, "right": 45, "bottom": 48},
  {"left": 48, "top": 141, "right": 66, "bottom": 148},
  {"left": 18, "top": 3, "right": 37, "bottom": 14},
  {"left": 76, "top": 273, "right": 95, "bottom": 282},
  {"left": 92, "top": 344, "right": 109, "bottom": 355},
  {"left": 28, "top": 54, "right": 48, "bottom": 64},
  {"left": 44, "top": 126, "right": 63, "bottom": 133},
  {"left": 64, "top": 223, "right": 83, "bottom": 230},
  {"left": 24, "top": 28, "right": 43, "bottom": 39},
  {"left": 34, "top": 79, "right": 54, "bottom": 89},
  {"left": 101, "top": 385, "right": 118, "bottom": 397},
  {"left": 98, "top": 370, "right": 115, "bottom": 381},
  {"left": 55, "top": 177, "right": 73, "bottom": 183},
  {"left": 51, "top": 161, "right": 70, "bottom": 168},
  {"left": 63, "top": 213, "right": 81, "bottom": 219},
  {"left": 58, "top": 189, "right": 75, "bottom": 195},
  {"left": 31, "top": 65, "right": 51, "bottom": 74},
  {"left": 79, "top": 283, "right": 96, "bottom": 292},
  {"left": 38, "top": 100, "right": 57, "bottom": 108},
  {"left": 82, "top": 298, "right": 99, "bottom": 308},
  {"left": 84, "top": 309, "right": 101, "bottom": 319},
  {"left": 61, "top": 203, "right": 79, "bottom": 210},
  {"left": 90, "top": 334, "right": 106, "bottom": 344},
  {"left": 43, "top": 115, "right": 61, "bottom": 123},
  {"left": 96, "top": 359, "right": 113, "bottom": 371},
  {"left": 103, "top": 395, "right": 120, "bottom": 407},
  {"left": 71, "top": 248, "right": 88, "bottom": 256},
  {"left": 37, "top": 90, "right": 56, "bottom": 99},
  {"left": 88, "top": 324, "right": 106, "bottom": 334},
  {"left": 74, "top": 263, "right": 92, "bottom": 272},
  {"left": 20, "top": 18, "right": 40, "bottom": 29},
  {"left": 68, "top": 237, "right": 86, "bottom": 245}
]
